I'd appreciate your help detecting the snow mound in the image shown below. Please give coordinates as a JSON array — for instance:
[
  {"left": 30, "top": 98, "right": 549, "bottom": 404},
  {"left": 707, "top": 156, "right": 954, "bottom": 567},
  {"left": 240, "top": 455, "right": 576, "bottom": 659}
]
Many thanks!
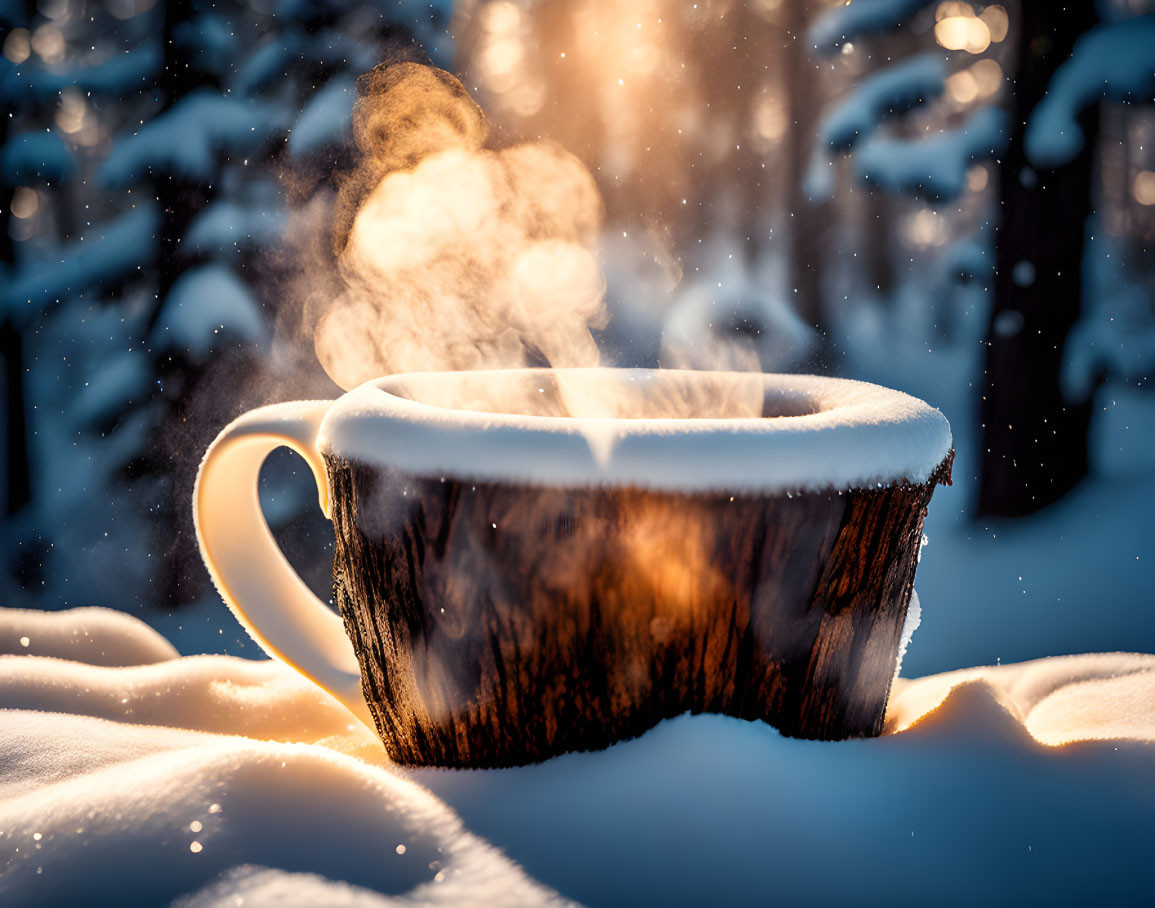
[
  {"left": 290, "top": 76, "right": 356, "bottom": 156},
  {"left": 659, "top": 239, "right": 816, "bottom": 372},
  {"left": 0, "top": 606, "right": 177, "bottom": 666},
  {"left": 185, "top": 199, "right": 285, "bottom": 257},
  {"left": 854, "top": 106, "right": 1007, "bottom": 201},
  {"left": 0, "top": 654, "right": 356, "bottom": 742},
  {"left": 0, "top": 712, "right": 566, "bottom": 907},
  {"left": 0, "top": 608, "right": 567, "bottom": 907},
  {"left": 820, "top": 54, "right": 945, "bottom": 152},
  {"left": 1026, "top": 16, "right": 1155, "bottom": 169},
  {"left": 98, "top": 90, "right": 282, "bottom": 188},
  {"left": 33, "top": 43, "right": 163, "bottom": 98},
  {"left": 888, "top": 651, "right": 1155, "bottom": 745},
  {"left": 809, "top": 0, "right": 936, "bottom": 51},
  {"left": 234, "top": 34, "right": 304, "bottom": 96},
  {"left": 173, "top": 12, "right": 237, "bottom": 72},
  {"left": 152, "top": 263, "right": 268, "bottom": 358},
  {"left": 2, "top": 606, "right": 1153, "bottom": 905},
  {"left": 323, "top": 369, "right": 953, "bottom": 493},
  {"left": 1062, "top": 229, "right": 1155, "bottom": 400},
  {"left": 412, "top": 652, "right": 1155, "bottom": 906},
  {"left": 68, "top": 349, "right": 152, "bottom": 428},
  {"left": 944, "top": 236, "right": 993, "bottom": 282},
  {"left": 175, "top": 864, "right": 472, "bottom": 908},
  {"left": 3, "top": 203, "right": 159, "bottom": 318},
  {"left": 1, "top": 131, "right": 74, "bottom": 183}
]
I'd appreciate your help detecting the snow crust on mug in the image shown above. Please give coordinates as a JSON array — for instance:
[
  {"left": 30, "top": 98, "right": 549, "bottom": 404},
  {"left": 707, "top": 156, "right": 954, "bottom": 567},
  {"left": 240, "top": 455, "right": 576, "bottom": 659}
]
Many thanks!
[{"left": 319, "top": 368, "right": 952, "bottom": 492}]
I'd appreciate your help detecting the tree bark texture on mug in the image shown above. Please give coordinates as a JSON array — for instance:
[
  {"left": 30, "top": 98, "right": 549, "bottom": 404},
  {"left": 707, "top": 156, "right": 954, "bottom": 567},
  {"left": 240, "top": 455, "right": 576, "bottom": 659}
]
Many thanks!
[{"left": 326, "top": 452, "right": 953, "bottom": 767}]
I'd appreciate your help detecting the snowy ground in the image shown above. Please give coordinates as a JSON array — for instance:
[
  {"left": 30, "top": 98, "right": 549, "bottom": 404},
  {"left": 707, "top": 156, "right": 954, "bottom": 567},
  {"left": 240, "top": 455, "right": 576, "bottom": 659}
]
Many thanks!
[{"left": 2, "top": 606, "right": 1153, "bottom": 906}]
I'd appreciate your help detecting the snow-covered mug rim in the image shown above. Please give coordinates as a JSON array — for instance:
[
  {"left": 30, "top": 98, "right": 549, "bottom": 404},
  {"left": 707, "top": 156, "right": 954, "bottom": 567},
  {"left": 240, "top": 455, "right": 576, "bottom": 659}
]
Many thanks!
[{"left": 318, "top": 367, "right": 953, "bottom": 494}]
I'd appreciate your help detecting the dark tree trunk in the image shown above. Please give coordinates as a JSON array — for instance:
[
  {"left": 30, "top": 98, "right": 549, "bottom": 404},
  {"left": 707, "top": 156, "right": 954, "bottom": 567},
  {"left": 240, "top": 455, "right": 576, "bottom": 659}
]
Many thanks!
[
  {"left": 0, "top": 321, "right": 30, "bottom": 517},
  {"left": 1, "top": 44, "right": 30, "bottom": 519},
  {"left": 978, "top": 1, "right": 1099, "bottom": 516},
  {"left": 151, "top": 0, "right": 213, "bottom": 607},
  {"left": 785, "top": 0, "right": 824, "bottom": 332},
  {"left": 862, "top": 190, "right": 893, "bottom": 297},
  {"left": 153, "top": 178, "right": 209, "bottom": 325},
  {"left": 327, "top": 454, "right": 952, "bottom": 767},
  {"left": 152, "top": 0, "right": 210, "bottom": 329}
]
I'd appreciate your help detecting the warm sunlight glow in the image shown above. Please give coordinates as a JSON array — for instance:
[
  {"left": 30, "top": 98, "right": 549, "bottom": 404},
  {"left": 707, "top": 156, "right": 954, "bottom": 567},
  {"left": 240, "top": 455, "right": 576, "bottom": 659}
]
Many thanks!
[
  {"left": 903, "top": 209, "right": 947, "bottom": 246},
  {"left": 56, "top": 88, "right": 88, "bottom": 134},
  {"left": 627, "top": 39, "right": 662, "bottom": 75},
  {"left": 10, "top": 187, "right": 39, "bottom": 219},
  {"left": 480, "top": 36, "right": 524, "bottom": 76},
  {"left": 476, "top": 0, "right": 543, "bottom": 115},
  {"left": 970, "top": 57, "right": 1003, "bottom": 94},
  {"left": 484, "top": 0, "right": 523, "bottom": 32},
  {"left": 750, "top": 0, "right": 784, "bottom": 18},
  {"left": 979, "top": 5, "right": 1009, "bottom": 42},
  {"left": 31, "top": 24, "right": 65, "bottom": 63},
  {"left": 887, "top": 656, "right": 1155, "bottom": 747},
  {"left": 935, "top": 1, "right": 975, "bottom": 20},
  {"left": 935, "top": 15, "right": 991, "bottom": 54},
  {"left": 752, "top": 93, "right": 787, "bottom": 144},
  {"left": 947, "top": 58, "right": 1003, "bottom": 106},
  {"left": 1134, "top": 170, "right": 1155, "bottom": 206},
  {"left": 947, "top": 69, "right": 979, "bottom": 104},
  {"left": 3, "top": 27, "right": 31, "bottom": 63}
]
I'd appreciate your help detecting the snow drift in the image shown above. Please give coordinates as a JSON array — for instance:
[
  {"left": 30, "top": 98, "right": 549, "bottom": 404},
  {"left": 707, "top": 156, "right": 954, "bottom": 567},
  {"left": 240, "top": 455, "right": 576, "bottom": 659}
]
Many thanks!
[{"left": 2, "top": 606, "right": 1153, "bottom": 905}]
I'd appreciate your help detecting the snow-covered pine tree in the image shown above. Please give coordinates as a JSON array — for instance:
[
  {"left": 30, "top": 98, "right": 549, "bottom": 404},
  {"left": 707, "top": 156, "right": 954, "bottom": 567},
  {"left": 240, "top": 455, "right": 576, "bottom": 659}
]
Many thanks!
[
  {"left": 2, "top": 0, "right": 160, "bottom": 599},
  {"left": 809, "top": 0, "right": 1155, "bottom": 516},
  {"left": 1, "top": 0, "right": 452, "bottom": 611}
]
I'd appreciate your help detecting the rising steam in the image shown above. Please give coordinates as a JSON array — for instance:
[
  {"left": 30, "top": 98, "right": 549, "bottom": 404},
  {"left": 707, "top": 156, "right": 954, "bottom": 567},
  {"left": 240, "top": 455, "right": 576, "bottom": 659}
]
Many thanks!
[{"left": 314, "top": 62, "right": 608, "bottom": 392}]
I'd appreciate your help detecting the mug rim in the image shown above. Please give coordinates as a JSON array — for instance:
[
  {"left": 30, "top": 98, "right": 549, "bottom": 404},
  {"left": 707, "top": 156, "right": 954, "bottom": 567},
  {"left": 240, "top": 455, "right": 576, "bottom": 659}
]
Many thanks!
[{"left": 318, "top": 367, "right": 952, "bottom": 493}]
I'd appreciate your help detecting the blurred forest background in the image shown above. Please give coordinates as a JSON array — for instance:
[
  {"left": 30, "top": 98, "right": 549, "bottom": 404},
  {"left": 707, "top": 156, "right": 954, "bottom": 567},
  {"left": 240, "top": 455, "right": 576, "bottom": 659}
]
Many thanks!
[{"left": 2, "top": 0, "right": 1153, "bottom": 674}]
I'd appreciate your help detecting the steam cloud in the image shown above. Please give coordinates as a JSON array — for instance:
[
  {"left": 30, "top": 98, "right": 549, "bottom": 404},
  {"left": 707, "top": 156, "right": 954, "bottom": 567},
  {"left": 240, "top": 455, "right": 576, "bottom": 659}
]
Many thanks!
[{"left": 314, "top": 62, "right": 608, "bottom": 391}]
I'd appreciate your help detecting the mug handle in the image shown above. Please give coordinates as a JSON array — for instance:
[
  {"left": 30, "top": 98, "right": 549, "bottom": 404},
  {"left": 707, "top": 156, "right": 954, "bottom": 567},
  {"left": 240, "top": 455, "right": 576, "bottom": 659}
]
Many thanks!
[{"left": 194, "top": 400, "right": 374, "bottom": 728}]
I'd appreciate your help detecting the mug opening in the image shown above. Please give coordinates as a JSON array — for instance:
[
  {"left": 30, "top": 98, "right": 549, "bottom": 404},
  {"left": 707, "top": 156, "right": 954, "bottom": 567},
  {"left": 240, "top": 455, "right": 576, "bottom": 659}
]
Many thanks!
[
  {"left": 377, "top": 368, "right": 820, "bottom": 422},
  {"left": 321, "top": 368, "right": 953, "bottom": 493}
]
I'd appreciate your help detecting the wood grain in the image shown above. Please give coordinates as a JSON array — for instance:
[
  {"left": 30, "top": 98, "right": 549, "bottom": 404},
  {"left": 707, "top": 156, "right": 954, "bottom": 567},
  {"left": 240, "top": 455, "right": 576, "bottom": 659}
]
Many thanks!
[{"left": 328, "top": 453, "right": 953, "bottom": 767}]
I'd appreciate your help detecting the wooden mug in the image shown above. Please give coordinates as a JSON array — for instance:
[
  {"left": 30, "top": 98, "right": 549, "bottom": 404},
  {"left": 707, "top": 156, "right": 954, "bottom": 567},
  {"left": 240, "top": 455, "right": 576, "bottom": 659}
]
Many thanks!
[{"left": 195, "top": 369, "right": 952, "bottom": 767}]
